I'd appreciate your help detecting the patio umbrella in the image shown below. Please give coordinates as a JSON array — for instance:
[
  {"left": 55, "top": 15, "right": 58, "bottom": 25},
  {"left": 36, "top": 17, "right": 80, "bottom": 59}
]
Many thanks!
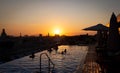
[
  {"left": 83, "top": 23, "right": 108, "bottom": 47},
  {"left": 83, "top": 24, "right": 108, "bottom": 31}
]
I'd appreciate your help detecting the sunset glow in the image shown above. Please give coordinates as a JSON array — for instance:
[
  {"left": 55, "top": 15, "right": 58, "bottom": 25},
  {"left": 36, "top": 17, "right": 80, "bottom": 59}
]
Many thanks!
[
  {"left": 0, "top": 0, "right": 120, "bottom": 36},
  {"left": 54, "top": 29, "right": 60, "bottom": 35}
]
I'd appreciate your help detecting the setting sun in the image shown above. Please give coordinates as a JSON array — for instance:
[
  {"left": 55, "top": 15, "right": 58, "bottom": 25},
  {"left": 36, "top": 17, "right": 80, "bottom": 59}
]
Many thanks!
[{"left": 54, "top": 29, "right": 60, "bottom": 35}]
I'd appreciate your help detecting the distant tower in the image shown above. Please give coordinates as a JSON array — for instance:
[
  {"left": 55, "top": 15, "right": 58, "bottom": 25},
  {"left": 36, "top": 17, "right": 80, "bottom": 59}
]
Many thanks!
[
  {"left": 48, "top": 33, "right": 50, "bottom": 37},
  {"left": 20, "top": 33, "right": 22, "bottom": 37},
  {"left": 1, "top": 28, "right": 7, "bottom": 38}
]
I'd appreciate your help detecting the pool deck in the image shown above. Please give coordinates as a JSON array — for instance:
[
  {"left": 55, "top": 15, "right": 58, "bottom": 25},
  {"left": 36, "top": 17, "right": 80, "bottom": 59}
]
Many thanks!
[{"left": 75, "top": 44, "right": 102, "bottom": 73}]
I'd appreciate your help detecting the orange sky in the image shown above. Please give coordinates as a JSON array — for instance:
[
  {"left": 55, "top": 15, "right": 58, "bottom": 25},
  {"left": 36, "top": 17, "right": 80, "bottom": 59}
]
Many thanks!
[{"left": 0, "top": 0, "right": 120, "bottom": 36}]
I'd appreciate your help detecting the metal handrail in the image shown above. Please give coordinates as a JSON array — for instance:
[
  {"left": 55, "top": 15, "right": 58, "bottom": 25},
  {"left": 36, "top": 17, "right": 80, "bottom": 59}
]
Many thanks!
[{"left": 40, "top": 53, "right": 55, "bottom": 73}]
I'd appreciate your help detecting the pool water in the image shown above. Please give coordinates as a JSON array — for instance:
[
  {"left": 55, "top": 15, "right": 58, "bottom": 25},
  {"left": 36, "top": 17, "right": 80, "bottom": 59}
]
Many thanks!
[{"left": 0, "top": 45, "right": 88, "bottom": 73}]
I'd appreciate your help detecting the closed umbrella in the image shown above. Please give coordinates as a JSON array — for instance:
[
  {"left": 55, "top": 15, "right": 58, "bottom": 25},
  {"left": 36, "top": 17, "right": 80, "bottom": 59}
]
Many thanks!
[{"left": 108, "top": 13, "right": 120, "bottom": 53}]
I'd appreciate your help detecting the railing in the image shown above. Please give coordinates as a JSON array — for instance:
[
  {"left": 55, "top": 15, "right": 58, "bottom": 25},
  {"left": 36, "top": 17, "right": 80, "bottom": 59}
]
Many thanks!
[{"left": 40, "top": 53, "right": 55, "bottom": 73}]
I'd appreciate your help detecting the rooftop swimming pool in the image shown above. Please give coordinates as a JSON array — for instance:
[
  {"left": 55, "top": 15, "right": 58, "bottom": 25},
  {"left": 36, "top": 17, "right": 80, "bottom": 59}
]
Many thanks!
[{"left": 0, "top": 45, "right": 88, "bottom": 73}]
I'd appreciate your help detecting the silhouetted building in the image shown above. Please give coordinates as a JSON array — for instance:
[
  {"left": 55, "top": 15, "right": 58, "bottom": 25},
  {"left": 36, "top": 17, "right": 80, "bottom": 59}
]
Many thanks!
[
  {"left": 39, "top": 34, "right": 42, "bottom": 37},
  {"left": 48, "top": 33, "right": 50, "bottom": 37},
  {"left": 1, "top": 28, "right": 7, "bottom": 38},
  {"left": 20, "top": 33, "right": 22, "bottom": 38}
]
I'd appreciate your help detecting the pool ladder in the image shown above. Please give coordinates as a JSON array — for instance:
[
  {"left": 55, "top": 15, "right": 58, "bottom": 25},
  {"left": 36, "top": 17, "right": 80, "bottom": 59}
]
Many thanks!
[{"left": 40, "top": 53, "right": 55, "bottom": 73}]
